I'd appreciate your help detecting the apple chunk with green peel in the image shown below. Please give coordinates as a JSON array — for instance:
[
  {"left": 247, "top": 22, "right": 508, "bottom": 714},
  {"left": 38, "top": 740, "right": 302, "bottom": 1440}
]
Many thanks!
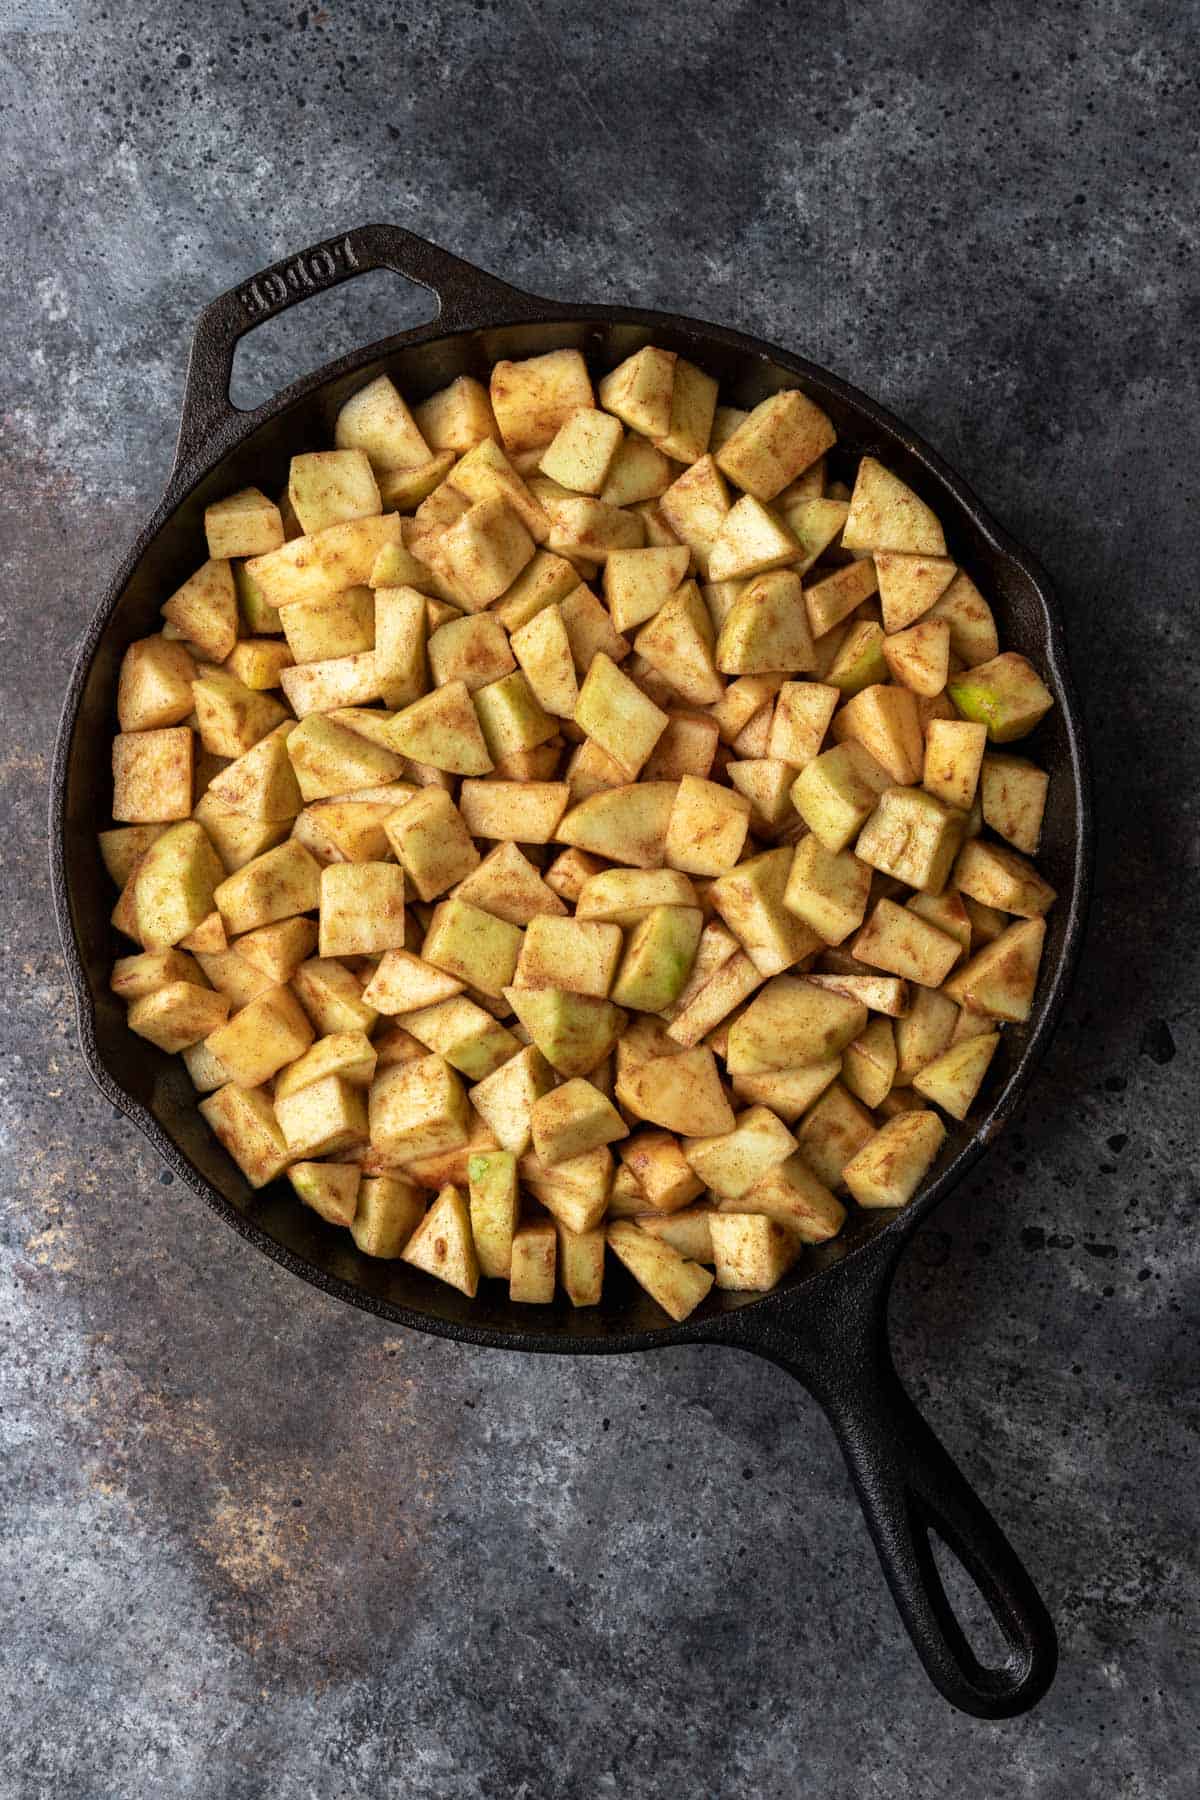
[
  {"left": 948, "top": 652, "right": 1054, "bottom": 742},
  {"left": 607, "top": 1220, "right": 714, "bottom": 1320},
  {"left": 611, "top": 905, "right": 703, "bottom": 1012},
  {"left": 505, "top": 987, "right": 627, "bottom": 1078}
]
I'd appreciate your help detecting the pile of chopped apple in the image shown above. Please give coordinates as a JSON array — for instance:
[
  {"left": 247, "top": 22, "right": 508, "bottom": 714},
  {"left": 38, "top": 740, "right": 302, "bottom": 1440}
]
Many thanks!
[{"left": 103, "top": 343, "right": 1057, "bottom": 1322}]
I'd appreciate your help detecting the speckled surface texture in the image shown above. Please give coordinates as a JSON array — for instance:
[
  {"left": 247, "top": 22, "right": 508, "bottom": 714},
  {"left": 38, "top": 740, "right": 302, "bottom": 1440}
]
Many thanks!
[{"left": 2, "top": 1, "right": 1197, "bottom": 1792}]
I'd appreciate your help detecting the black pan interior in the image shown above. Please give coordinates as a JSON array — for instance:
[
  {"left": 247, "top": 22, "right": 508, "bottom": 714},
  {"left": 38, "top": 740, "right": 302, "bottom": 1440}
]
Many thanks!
[{"left": 57, "top": 313, "right": 1088, "bottom": 1346}]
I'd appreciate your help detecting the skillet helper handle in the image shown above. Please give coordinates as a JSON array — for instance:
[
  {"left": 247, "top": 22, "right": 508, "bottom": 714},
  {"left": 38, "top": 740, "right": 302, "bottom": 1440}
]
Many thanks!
[
  {"left": 726, "top": 1255, "right": 1057, "bottom": 1718},
  {"left": 170, "top": 222, "right": 540, "bottom": 480}
]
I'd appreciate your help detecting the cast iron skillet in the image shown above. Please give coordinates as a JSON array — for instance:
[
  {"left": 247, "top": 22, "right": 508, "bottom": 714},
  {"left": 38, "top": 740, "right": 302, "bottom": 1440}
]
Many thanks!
[{"left": 50, "top": 223, "right": 1092, "bottom": 1717}]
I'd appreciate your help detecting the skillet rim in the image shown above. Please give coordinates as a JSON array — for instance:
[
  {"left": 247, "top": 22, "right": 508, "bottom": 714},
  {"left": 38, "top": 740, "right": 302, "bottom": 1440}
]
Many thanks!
[{"left": 49, "top": 294, "right": 1093, "bottom": 1356}]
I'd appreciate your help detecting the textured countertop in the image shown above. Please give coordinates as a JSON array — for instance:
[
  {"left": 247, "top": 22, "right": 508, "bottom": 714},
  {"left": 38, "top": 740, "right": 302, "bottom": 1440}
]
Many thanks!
[{"left": 2, "top": 3, "right": 1196, "bottom": 1794}]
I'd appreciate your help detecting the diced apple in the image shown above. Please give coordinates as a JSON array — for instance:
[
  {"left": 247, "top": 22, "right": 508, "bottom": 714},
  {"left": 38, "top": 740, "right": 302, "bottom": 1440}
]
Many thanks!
[
  {"left": 291, "top": 957, "right": 378, "bottom": 1035},
  {"left": 465, "top": 1150, "right": 520, "bottom": 1279},
  {"left": 619, "top": 1131, "right": 705, "bottom": 1213},
  {"left": 791, "top": 741, "right": 892, "bottom": 852},
  {"left": 598, "top": 346, "right": 677, "bottom": 439},
  {"left": 833, "top": 684, "right": 924, "bottom": 784},
  {"left": 855, "top": 786, "right": 966, "bottom": 896},
  {"left": 275, "top": 1073, "right": 369, "bottom": 1160},
  {"left": 557, "top": 782, "right": 678, "bottom": 869},
  {"left": 923, "top": 719, "right": 988, "bottom": 812},
  {"left": 112, "top": 727, "right": 194, "bottom": 824},
  {"left": 953, "top": 839, "right": 1057, "bottom": 918},
  {"left": 882, "top": 617, "right": 951, "bottom": 696},
  {"left": 826, "top": 621, "right": 888, "bottom": 697},
  {"left": 980, "top": 754, "right": 1049, "bottom": 854},
  {"left": 927, "top": 570, "right": 999, "bottom": 668},
  {"left": 804, "top": 557, "right": 879, "bottom": 638},
  {"left": 205, "top": 488, "right": 285, "bottom": 561},
  {"left": 912, "top": 1031, "right": 1000, "bottom": 1119},
  {"left": 654, "top": 358, "right": 718, "bottom": 464},
  {"left": 842, "top": 1015, "right": 897, "bottom": 1108},
  {"left": 606, "top": 1219, "right": 713, "bottom": 1320},
  {"left": 794, "top": 1080, "right": 877, "bottom": 1189},
  {"left": 574, "top": 652, "right": 669, "bottom": 777},
  {"left": 133, "top": 820, "right": 226, "bottom": 950},
  {"left": 318, "top": 861, "right": 406, "bottom": 957},
  {"left": 768, "top": 681, "right": 840, "bottom": 766},
  {"left": 515, "top": 914, "right": 623, "bottom": 997},
  {"left": 117, "top": 635, "right": 197, "bottom": 733},
  {"left": 948, "top": 652, "right": 1054, "bottom": 742},
  {"left": 126, "top": 981, "right": 230, "bottom": 1053},
  {"left": 707, "top": 495, "right": 800, "bottom": 581},
  {"left": 413, "top": 375, "right": 498, "bottom": 453},
  {"left": 469, "top": 1043, "right": 555, "bottom": 1154},
  {"left": 683, "top": 1104, "right": 796, "bottom": 1199},
  {"left": 714, "top": 389, "right": 835, "bottom": 501},
  {"left": 288, "top": 1160, "right": 360, "bottom": 1227},
  {"left": 807, "top": 971, "right": 910, "bottom": 1015},
  {"left": 287, "top": 715, "right": 407, "bottom": 801},
  {"left": 618, "top": 1044, "right": 734, "bottom": 1137},
  {"left": 534, "top": 488, "right": 644, "bottom": 563},
  {"left": 782, "top": 835, "right": 872, "bottom": 945},
  {"left": 666, "top": 950, "right": 762, "bottom": 1048},
  {"left": 199, "top": 1082, "right": 291, "bottom": 1187},
  {"left": 715, "top": 569, "right": 815, "bottom": 674},
  {"left": 635, "top": 579, "right": 725, "bottom": 704},
  {"left": 369, "top": 1054, "right": 469, "bottom": 1168},
  {"left": 350, "top": 1174, "right": 425, "bottom": 1257},
  {"left": 490, "top": 348, "right": 593, "bottom": 452},
  {"left": 663, "top": 775, "right": 751, "bottom": 877},
  {"left": 504, "top": 987, "right": 625, "bottom": 1077},
  {"left": 400, "top": 1182, "right": 479, "bottom": 1296},
  {"left": 842, "top": 1110, "right": 947, "bottom": 1208},
  {"left": 611, "top": 905, "right": 703, "bottom": 1013},
  {"left": 422, "top": 898, "right": 523, "bottom": 999},
  {"left": 729, "top": 1058, "right": 841, "bottom": 1122},
  {"left": 532, "top": 1078, "right": 628, "bottom": 1166},
  {"left": 942, "top": 918, "right": 1046, "bottom": 1022},
  {"left": 852, "top": 897, "right": 961, "bottom": 987},
  {"left": 213, "top": 840, "right": 321, "bottom": 935},
  {"left": 727, "top": 1150, "right": 845, "bottom": 1243},
  {"left": 538, "top": 405, "right": 623, "bottom": 493},
  {"left": 402, "top": 995, "right": 520, "bottom": 1081},
  {"left": 709, "top": 1212, "right": 801, "bottom": 1290},
  {"left": 387, "top": 681, "right": 493, "bottom": 776},
  {"left": 274, "top": 1029, "right": 377, "bottom": 1101},
  {"left": 162, "top": 558, "right": 239, "bottom": 661},
  {"left": 644, "top": 711, "right": 721, "bottom": 782},
  {"left": 246, "top": 514, "right": 401, "bottom": 610},
  {"left": 659, "top": 454, "right": 731, "bottom": 575},
  {"left": 841, "top": 458, "right": 946, "bottom": 556},
  {"left": 776, "top": 496, "right": 850, "bottom": 577},
  {"left": 600, "top": 435, "right": 674, "bottom": 509},
  {"left": 708, "top": 847, "right": 821, "bottom": 977}
]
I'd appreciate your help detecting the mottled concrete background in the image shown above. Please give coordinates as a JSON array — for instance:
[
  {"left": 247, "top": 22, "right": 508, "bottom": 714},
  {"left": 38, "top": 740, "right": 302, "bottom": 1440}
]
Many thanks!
[{"left": 2, "top": 1, "right": 1197, "bottom": 1794}]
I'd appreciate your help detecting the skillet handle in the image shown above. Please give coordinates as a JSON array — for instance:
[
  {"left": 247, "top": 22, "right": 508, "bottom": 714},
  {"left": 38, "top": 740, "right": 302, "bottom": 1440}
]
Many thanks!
[
  {"left": 170, "top": 222, "right": 541, "bottom": 481},
  {"left": 721, "top": 1245, "right": 1057, "bottom": 1717}
]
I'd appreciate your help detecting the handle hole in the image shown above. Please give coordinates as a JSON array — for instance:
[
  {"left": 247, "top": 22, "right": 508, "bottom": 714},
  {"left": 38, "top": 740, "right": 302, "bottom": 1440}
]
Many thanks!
[
  {"left": 230, "top": 268, "right": 439, "bottom": 411},
  {"left": 927, "top": 1525, "right": 1016, "bottom": 1673}
]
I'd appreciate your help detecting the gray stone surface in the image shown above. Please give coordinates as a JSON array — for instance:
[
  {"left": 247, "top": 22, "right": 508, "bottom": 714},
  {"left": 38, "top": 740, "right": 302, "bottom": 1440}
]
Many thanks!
[{"left": 2, "top": 0, "right": 1197, "bottom": 1793}]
